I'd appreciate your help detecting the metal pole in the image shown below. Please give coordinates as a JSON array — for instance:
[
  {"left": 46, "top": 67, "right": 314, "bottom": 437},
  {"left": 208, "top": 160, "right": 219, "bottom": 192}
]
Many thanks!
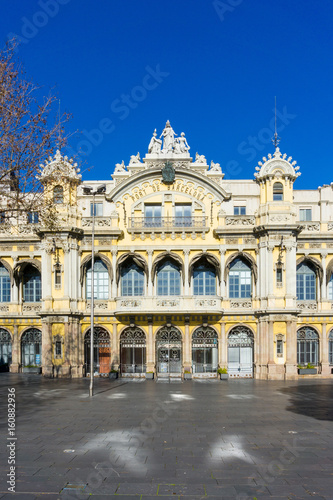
[{"left": 89, "top": 192, "right": 95, "bottom": 397}]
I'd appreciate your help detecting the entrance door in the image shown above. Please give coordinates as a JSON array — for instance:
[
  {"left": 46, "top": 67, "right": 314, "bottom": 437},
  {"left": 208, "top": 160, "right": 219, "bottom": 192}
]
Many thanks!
[
  {"left": 156, "top": 326, "right": 182, "bottom": 376},
  {"left": 99, "top": 347, "right": 111, "bottom": 374},
  {"left": 228, "top": 326, "right": 254, "bottom": 378}
]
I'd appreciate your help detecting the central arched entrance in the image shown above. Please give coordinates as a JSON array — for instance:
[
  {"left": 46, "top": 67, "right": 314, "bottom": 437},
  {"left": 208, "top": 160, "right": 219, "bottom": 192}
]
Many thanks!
[
  {"left": 228, "top": 326, "right": 254, "bottom": 378},
  {"left": 120, "top": 327, "right": 146, "bottom": 375},
  {"left": 21, "top": 328, "right": 42, "bottom": 369},
  {"left": 156, "top": 326, "right": 182, "bottom": 376},
  {"left": 84, "top": 327, "right": 111, "bottom": 376},
  {"left": 192, "top": 326, "right": 218, "bottom": 374}
]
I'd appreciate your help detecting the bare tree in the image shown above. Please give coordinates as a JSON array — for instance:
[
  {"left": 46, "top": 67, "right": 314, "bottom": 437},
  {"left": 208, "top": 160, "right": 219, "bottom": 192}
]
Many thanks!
[{"left": 0, "top": 39, "right": 71, "bottom": 230}]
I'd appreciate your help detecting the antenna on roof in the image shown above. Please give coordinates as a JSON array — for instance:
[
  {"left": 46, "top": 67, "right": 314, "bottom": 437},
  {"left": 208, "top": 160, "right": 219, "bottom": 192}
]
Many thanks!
[
  {"left": 57, "top": 99, "right": 62, "bottom": 148},
  {"left": 271, "top": 96, "right": 280, "bottom": 149}
]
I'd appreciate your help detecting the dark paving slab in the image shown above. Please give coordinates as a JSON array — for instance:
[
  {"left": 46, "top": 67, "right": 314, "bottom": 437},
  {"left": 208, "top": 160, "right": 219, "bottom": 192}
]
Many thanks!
[{"left": 0, "top": 374, "right": 333, "bottom": 498}]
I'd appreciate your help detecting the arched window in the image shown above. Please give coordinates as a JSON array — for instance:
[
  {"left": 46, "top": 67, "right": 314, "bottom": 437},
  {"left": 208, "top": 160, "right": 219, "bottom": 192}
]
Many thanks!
[
  {"left": 273, "top": 182, "right": 283, "bottom": 201},
  {"left": 328, "top": 275, "right": 333, "bottom": 300},
  {"left": 53, "top": 185, "right": 64, "bottom": 204},
  {"left": 193, "top": 263, "right": 216, "bottom": 296},
  {"left": 121, "top": 262, "right": 144, "bottom": 296},
  {"left": 0, "top": 263, "right": 10, "bottom": 302},
  {"left": 329, "top": 330, "right": 333, "bottom": 365},
  {"left": 84, "top": 327, "right": 111, "bottom": 375},
  {"left": 157, "top": 260, "right": 181, "bottom": 296},
  {"left": 120, "top": 327, "right": 146, "bottom": 373},
  {"left": 192, "top": 326, "right": 218, "bottom": 373},
  {"left": 86, "top": 259, "right": 109, "bottom": 300},
  {"left": 21, "top": 328, "right": 42, "bottom": 367},
  {"left": 297, "top": 327, "right": 319, "bottom": 366},
  {"left": 23, "top": 265, "right": 41, "bottom": 302},
  {"left": 229, "top": 258, "right": 251, "bottom": 298},
  {"left": 296, "top": 262, "right": 316, "bottom": 300},
  {"left": 0, "top": 329, "right": 12, "bottom": 368}
]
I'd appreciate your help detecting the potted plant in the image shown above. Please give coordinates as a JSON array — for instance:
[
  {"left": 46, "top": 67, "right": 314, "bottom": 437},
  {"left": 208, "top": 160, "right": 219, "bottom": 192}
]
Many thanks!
[
  {"left": 145, "top": 371, "right": 154, "bottom": 380},
  {"left": 109, "top": 369, "right": 118, "bottom": 379},
  {"left": 298, "top": 363, "right": 317, "bottom": 375},
  {"left": 184, "top": 370, "right": 192, "bottom": 380},
  {"left": 217, "top": 367, "right": 228, "bottom": 380}
]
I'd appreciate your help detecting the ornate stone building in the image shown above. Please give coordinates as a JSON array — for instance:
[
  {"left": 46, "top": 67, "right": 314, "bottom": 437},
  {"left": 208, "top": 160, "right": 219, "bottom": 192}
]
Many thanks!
[{"left": 1, "top": 121, "right": 333, "bottom": 380}]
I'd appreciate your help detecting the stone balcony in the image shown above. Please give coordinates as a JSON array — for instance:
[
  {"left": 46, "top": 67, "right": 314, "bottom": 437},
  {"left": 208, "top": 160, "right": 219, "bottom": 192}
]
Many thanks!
[
  {"left": 127, "top": 216, "right": 209, "bottom": 239},
  {"left": 115, "top": 296, "right": 222, "bottom": 314}
]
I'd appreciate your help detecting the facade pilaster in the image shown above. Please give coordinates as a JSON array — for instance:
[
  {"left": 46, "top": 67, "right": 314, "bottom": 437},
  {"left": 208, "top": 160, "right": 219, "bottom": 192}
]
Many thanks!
[
  {"left": 147, "top": 249, "right": 153, "bottom": 296},
  {"left": 220, "top": 322, "right": 227, "bottom": 368},
  {"left": 112, "top": 322, "right": 119, "bottom": 370},
  {"left": 147, "top": 316, "right": 154, "bottom": 372},
  {"left": 320, "top": 323, "right": 330, "bottom": 375},
  {"left": 321, "top": 252, "right": 327, "bottom": 301},
  {"left": 183, "top": 250, "right": 190, "bottom": 295},
  {"left": 219, "top": 248, "right": 225, "bottom": 297},
  {"left": 183, "top": 316, "right": 191, "bottom": 370},
  {"left": 42, "top": 318, "right": 53, "bottom": 377},
  {"left": 111, "top": 249, "right": 118, "bottom": 298},
  {"left": 285, "top": 319, "right": 297, "bottom": 379},
  {"left": 285, "top": 243, "right": 297, "bottom": 308},
  {"left": 10, "top": 325, "right": 20, "bottom": 373}
]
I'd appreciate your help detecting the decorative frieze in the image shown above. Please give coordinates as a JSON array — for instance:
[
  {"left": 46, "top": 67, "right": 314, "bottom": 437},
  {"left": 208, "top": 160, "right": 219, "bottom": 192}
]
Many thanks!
[
  {"left": 225, "top": 216, "right": 255, "bottom": 226},
  {"left": 156, "top": 299, "right": 180, "bottom": 307},
  {"left": 120, "top": 300, "right": 141, "bottom": 307},
  {"left": 195, "top": 299, "right": 217, "bottom": 307},
  {"left": 0, "top": 305, "right": 9, "bottom": 312},
  {"left": 22, "top": 304, "right": 42, "bottom": 312},
  {"left": 86, "top": 301, "right": 108, "bottom": 310},
  {"left": 230, "top": 300, "right": 252, "bottom": 309},
  {"left": 82, "top": 217, "right": 111, "bottom": 227},
  {"left": 302, "top": 222, "right": 320, "bottom": 231},
  {"left": 297, "top": 301, "right": 317, "bottom": 310}
]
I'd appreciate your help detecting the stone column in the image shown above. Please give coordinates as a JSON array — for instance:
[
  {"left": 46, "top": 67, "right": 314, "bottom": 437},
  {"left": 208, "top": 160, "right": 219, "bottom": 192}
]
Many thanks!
[
  {"left": 42, "top": 248, "right": 52, "bottom": 300},
  {"left": 321, "top": 252, "right": 327, "bottom": 301},
  {"left": 267, "top": 246, "right": 274, "bottom": 307},
  {"left": 220, "top": 322, "right": 227, "bottom": 368},
  {"left": 183, "top": 250, "right": 190, "bottom": 296},
  {"left": 320, "top": 323, "right": 330, "bottom": 375},
  {"left": 285, "top": 243, "right": 296, "bottom": 308},
  {"left": 258, "top": 242, "right": 266, "bottom": 306},
  {"left": 219, "top": 248, "right": 225, "bottom": 298},
  {"left": 183, "top": 316, "right": 191, "bottom": 370},
  {"left": 10, "top": 324, "right": 20, "bottom": 373},
  {"left": 69, "top": 317, "right": 83, "bottom": 378},
  {"left": 112, "top": 322, "right": 119, "bottom": 370},
  {"left": 146, "top": 316, "right": 154, "bottom": 372},
  {"left": 257, "top": 318, "right": 268, "bottom": 379},
  {"left": 285, "top": 319, "right": 297, "bottom": 379},
  {"left": 267, "top": 320, "right": 280, "bottom": 379},
  {"left": 147, "top": 250, "right": 153, "bottom": 296},
  {"left": 42, "top": 318, "right": 53, "bottom": 377},
  {"left": 111, "top": 249, "right": 118, "bottom": 298}
]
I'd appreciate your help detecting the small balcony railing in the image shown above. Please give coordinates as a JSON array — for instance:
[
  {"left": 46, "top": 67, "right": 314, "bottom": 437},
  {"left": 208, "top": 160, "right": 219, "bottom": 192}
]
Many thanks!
[{"left": 128, "top": 216, "right": 207, "bottom": 230}]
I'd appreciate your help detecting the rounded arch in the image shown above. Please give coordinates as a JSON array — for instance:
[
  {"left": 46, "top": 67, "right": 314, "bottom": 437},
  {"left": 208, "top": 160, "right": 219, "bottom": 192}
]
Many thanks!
[
  {"left": 0, "top": 328, "right": 13, "bottom": 342},
  {"left": 296, "top": 256, "right": 323, "bottom": 284},
  {"left": 227, "top": 325, "right": 254, "bottom": 345},
  {"left": 326, "top": 259, "right": 333, "bottom": 285},
  {"left": 120, "top": 326, "right": 146, "bottom": 341},
  {"left": 53, "top": 185, "right": 64, "bottom": 204},
  {"left": 80, "top": 253, "right": 113, "bottom": 284},
  {"left": 156, "top": 324, "right": 183, "bottom": 341},
  {"left": 192, "top": 325, "right": 218, "bottom": 340},
  {"left": 13, "top": 259, "right": 41, "bottom": 283},
  {"left": 152, "top": 252, "right": 184, "bottom": 284},
  {"left": 20, "top": 327, "right": 42, "bottom": 343},
  {"left": 328, "top": 328, "right": 333, "bottom": 340},
  {"left": 224, "top": 252, "right": 257, "bottom": 283},
  {"left": 116, "top": 253, "right": 148, "bottom": 284},
  {"left": 0, "top": 259, "right": 13, "bottom": 284},
  {"left": 189, "top": 253, "right": 221, "bottom": 284},
  {"left": 297, "top": 326, "right": 320, "bottom": 340},
  {"left": 84, "top": 325, "right": 111, "bottom": 343}
]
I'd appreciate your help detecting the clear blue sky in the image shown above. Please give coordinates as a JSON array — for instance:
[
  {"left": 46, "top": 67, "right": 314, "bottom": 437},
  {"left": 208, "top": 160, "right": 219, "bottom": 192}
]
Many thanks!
[{"left": 1, "top": 0, "right": 332, "bottom": 188}]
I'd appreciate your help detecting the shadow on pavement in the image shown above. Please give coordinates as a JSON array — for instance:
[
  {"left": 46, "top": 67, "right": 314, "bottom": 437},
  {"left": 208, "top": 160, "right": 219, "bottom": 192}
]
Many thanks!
[{"left": 280, "top": 382, "right": 333, "bottom": 421}]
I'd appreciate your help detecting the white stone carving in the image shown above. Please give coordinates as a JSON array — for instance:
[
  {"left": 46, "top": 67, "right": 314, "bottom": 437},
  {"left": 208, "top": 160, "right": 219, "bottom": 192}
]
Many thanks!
[
  {"left": 195, "top": 299, "right": 217, "bottom": 307},
  {"left": 23, "top": 304, "right": 42, "bottom": 312},
  {"left": 86, "top": 301, "right": 108, "bottom": 310},
  {"left": 297, "top": 301, "right": 317, "bottom": 310},
  {"left": 156, "top": 299, "right": 180, "bottom": 307},
  {"left": 230, "top": 301, "right": 252, "bottom": 308},
  {"left": 114, "top": 160, "right": 126, "bottom": 172},
  {"left": 210, "top": 161, "right": 221, "bottom": 172},
  {"left": 82, "top": 217, "right": 111, "bottom": 227},
  {"left": 38, "top": 150, "right": 81, "bottom": 184},
  {"left": 194, "top": 153, "right": 206, "bottom": 164},
  {"left": 254, "top": 147, "right": 301, "bottom": 181},
  {"left": 225, "top": 216, "right": 255, "bottom": 226},
  {"left": 129, "top": 152, "right": 141, "bottom": 164},
  {"left": 0, "top": 305, "right": 9, "bottom": 312},
  {"left": 120, "top": 300, "right": 141, "bottom": 307},
  {"left": 148, "top": 129, "right": 162, "bottom": 154},
  {"left": 160, "top": 120, "right": 177, "bottom": 152}
]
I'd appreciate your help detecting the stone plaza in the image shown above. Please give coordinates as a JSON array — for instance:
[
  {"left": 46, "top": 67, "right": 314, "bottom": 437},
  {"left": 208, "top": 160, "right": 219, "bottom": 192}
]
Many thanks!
[{"left": 0, "top": 374, "right": 333, "bottom": 499}]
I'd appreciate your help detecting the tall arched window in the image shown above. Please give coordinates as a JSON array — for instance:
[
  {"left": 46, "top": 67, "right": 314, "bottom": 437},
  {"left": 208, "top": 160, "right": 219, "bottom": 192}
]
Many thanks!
[
  {"left": 21, "top": 328, "right": 42, "bottom": 367},
  {"left": 53, "top": 185, "right": 64, "bottom": 204},
  {"left": 296, "top": 262, "right": 316, "bottom": 300},
  {"left": 121, "top": 262, "right": 144, "bottom": 296},
  {"left": 157, "top": 260, "right": 181, "bottom": 296},
  {"left": 328, "top": 275, "right": 333, "bottom": 300},
  {"left": 23, "top": 265, "right": 41, "bottom": 302},
  {"left": 86, "top": 259, "right": 109, "bottom": 299},
  {"left": 229, "top": 258, "right": 251, "bottom": 298},
  {"left": 297, "top": 327, "right": 319, "bottom": 366},
  {"left": 193, "top": 263, "right": 216, "bottom": 295},
  {"left": 273, "top": 182, "right": 283, "bottom": 201},
  {"left": 0, "top": 329, "right": 12, "bottom": 369},
  {"left": 0, "top": 263, "right": 10, "bottom": 302},
  {"left": 329, "top": 330, "right": 333, "bottom": 365}
]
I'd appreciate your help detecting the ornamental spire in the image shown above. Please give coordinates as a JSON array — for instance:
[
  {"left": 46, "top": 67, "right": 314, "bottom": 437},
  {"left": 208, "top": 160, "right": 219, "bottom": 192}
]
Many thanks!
[{"left": 271, "top": 96, "right": 280, "bottom": 149}]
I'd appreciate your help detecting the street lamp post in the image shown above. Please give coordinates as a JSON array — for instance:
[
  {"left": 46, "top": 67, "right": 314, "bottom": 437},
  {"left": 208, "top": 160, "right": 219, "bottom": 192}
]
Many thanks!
[{"left": 83, "top": 184, "right": 106, "bottom": 397}]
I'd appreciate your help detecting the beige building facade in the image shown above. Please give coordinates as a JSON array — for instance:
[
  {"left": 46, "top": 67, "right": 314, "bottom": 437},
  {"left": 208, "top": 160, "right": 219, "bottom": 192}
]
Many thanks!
[{"left": 1, "top": 121, "right": 333, "bottom": 380}]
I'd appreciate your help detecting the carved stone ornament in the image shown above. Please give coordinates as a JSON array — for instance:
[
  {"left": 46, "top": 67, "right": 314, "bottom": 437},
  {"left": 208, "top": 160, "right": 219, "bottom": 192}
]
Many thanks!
[
  {"left": 254, "top": 147, "right": 301, "bottom": 182},
  {"left": 297, "top": 301, "right": 317, "bottom": 310},
  {"left": 161, "top": 161, "right": 175, "bottom": 185},
  {"left": 230, "top": 301, "right": 252, "bottom": 309},
  {"left": 120, "top": 299, "right": 141, "bottom": 307},
  {"left": 38, "top": 150, "right": 81, "bottom": 184},
  {"left": 225, "top": 216, "right": 255, "bottom": 226}
]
